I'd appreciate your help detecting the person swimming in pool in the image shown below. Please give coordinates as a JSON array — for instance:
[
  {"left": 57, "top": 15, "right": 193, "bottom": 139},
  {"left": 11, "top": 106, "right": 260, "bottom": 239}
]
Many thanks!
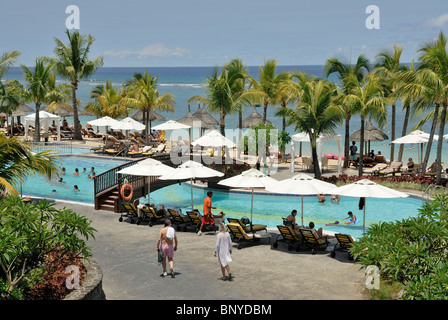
[
  {"left": 72, "top": 185, "right": 80, "bottom": 192},
  {"left": 72, "top": 168, "right": 81, "bottom": 176},
  {"left": 343, "top": 211, "right": 357, "bottom": 224},
  {"left": 330, "top": 194, "right": 340, "bottom": 203},
  {"left": 317, "top": 193, "right": 326, "bottom": 203}
]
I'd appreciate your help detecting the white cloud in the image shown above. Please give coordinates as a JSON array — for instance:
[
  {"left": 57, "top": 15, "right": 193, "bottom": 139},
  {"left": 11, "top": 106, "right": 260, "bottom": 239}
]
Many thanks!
[
  {"left": 104, "top": 43, "right": 191, "bottom": 59},
  {"left": 425, "top": 13, "right": 448, "bottom": 27}
]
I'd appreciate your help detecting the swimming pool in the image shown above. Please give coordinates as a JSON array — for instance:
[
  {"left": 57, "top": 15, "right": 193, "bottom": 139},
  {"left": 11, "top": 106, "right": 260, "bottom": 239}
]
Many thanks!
[
  {"left": 21, "top": 155, "right": 127, "bottom": 204},
  {"left": 149, "top": 183, "right": 423, "bottom": 240},
  {"left": 21, "top": 153, "right": 423, "bottom": 239}
]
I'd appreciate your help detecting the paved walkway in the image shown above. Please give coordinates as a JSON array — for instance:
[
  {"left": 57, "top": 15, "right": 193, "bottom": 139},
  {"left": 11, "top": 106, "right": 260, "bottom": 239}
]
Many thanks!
[{"left": 54, "top": 201, "right": 367, "bottom": 300}]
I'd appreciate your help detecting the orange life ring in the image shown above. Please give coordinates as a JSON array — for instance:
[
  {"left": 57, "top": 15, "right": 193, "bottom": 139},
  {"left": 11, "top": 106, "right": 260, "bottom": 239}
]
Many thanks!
[{"left": 120, "top": 184, "right": 133, "bottom": 201}]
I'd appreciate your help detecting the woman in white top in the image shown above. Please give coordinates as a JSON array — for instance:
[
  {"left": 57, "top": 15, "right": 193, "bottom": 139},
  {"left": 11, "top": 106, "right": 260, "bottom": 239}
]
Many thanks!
[{"left": 214, "top": 223, "right": 233, "bottom": 281}]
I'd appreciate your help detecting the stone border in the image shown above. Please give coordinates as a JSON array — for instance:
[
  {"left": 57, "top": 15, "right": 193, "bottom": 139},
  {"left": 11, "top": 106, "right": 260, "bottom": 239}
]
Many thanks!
[{"left": 64, "top": 259, "right": 104, "bottom": 300}]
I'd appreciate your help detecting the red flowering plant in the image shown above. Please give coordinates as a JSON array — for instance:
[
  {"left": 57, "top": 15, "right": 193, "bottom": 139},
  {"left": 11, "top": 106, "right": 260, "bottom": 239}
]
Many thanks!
[{"left": 321, "top": 173, "right": 443, "bottom": 189}]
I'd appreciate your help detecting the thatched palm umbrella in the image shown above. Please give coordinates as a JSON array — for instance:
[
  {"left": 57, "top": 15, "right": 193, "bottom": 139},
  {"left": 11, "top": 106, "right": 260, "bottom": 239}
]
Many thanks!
[
  {"left": 178, "top": 105, "right": 216, "bottom": 131},
  {"left": 42, "top": 105, "right": 86, "bottom": 118},
  {"left": 350, "top": 120, "right": 389, "bottom": 154},
  {"left": 4, "top": 104, "right": 33, "bottom": 136},
  {"left": 131, "top": 109, "right": 166, "bottom": 134},
  {"left": 193, "top": 104, "right": 219, "bottom": 126},
  {"left": 242, "top": 105, "right": 272, "bottom": 128}
]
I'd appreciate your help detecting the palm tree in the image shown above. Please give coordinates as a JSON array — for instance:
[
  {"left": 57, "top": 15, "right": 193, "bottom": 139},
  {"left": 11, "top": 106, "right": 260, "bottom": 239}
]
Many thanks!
[
  {"left": 409, "top": 31, "right": 448, "bottom": 183},
  {"left": 0, "top": 50, "right": 21, "bottom": 128},
  {"left": 123, "top": 70, "right": 175, "bottom": 142},
  {"left": 189, "top": 60, "right": 258, "bottom": 135},
  {"left": 339, "top": 73, "right": 388, "bottom": 176},
  {"left": 274, "top": 72, "right": 296, "bottom": 132},
  {"left": 20, "top": 59, "right": 70, "bottom": 142},
  {"left": 278, "top": 77, "right": 342, "bottom": 179},
  {"left": 247, "top": 59, "right": 291, "bottom": 124},
  {"left": 374, "top": 44, "right": 404, "bottom": 162},
  {"left": 394, "top": 60, "right": 418, "bottom": 162},
  {"left": 0, "top": 132, "right": 60, "bottom": 196},
  {"left": 0, "top": 50, "right": 21, "bottom": 79},
  {"left": 45, "top": 30, "right": 104, "bottom": 141},
  {"left": 325, "top": 55, "right": 370, "bottom": 168},
  {"left": 84, "top": 81, "right": 129, "bottom": 119}
]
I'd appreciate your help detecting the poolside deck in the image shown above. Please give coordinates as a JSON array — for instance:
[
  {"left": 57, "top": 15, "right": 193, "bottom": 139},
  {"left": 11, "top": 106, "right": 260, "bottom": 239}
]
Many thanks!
[{"left": 53, "top": 200, "right": 367, "bottom": 300}]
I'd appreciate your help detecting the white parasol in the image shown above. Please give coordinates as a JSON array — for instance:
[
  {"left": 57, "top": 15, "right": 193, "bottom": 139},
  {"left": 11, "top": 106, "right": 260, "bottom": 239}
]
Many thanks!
[
  {"left": 218, "top": 168, "right": 276, "bottom": 226},
  {"left": 265, "top": 173, "right": 336, "bottom": 226},
  {"left": 333, "top": 178, "right": 409, "bottom": 233},
  {"left": 117, "top": 158, "right": 175, "bottom": 204},
  {"left": 158, "top": 160, "right": 224, "bottom": 210}
]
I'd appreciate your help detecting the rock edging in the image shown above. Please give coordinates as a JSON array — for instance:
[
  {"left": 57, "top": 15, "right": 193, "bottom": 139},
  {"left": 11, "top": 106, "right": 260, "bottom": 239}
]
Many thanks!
[{"left": 64, "top": 259, "right": 104, "bottom": 300}]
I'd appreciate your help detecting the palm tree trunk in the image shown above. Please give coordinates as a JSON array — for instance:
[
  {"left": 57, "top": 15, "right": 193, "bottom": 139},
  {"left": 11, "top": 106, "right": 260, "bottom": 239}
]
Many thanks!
[
  {"left": 281, "top": 102, "right": 286, "bottom": 132},
  {"left": 390, "top": 104, "right": 396, "bottom": 162},
  {"left": 72, "top": 83, "right": 83, "bottom": 141},
  {"left": 422, "top": 103, "right": 440, "bottom": 172},
  {"left": 33, "top": 102, "right": 41, "bottom": 142},
  {"left": 358, "top": 116, "right": 365, "bottom": 177},
  {"left": 436, "top": 102, "right": 447, "bottom": 184},
  {"left": 398, "top": 104, "right": 410, "bottom": 162},
  {"left": 263, "top": 102, "right": 268, "bottom": 124},
  {"left": 220, "top": 108, "right": 225, "bottom": 136},
  {"left": 145, "top": 109, "right": 150, "bottom": 144},
  {"left": 343, "top": 116, "right": 351, "bottom": 169},
  {"left": 238, "top": 108, "right": 242, "bottom": 159},
  {"left": 311, "top": 141, "right": 321, "bottom": 179}
]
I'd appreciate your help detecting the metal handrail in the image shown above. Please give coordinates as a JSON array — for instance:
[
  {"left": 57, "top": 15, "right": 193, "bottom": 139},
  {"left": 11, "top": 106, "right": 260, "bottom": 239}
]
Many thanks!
[
  {"left": 423, "top": 184, "right": 448, "bottom": 202},
  {"left": 27, "top": 141, "right": 73, "bottom": 154},
  {"left": 93, "top": 154, "right": 173, "bottom": 196}
]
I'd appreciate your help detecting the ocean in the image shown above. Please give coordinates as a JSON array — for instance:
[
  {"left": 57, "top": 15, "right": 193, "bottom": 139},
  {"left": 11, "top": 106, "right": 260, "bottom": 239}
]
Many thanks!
[{"left": 4, "top": 65, "right": 446, "bottom": 164}]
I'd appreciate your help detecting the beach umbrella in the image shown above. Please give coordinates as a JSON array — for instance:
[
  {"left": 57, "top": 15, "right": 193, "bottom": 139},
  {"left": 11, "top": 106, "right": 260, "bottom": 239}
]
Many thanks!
[
  {"left": 218, "top": 168, "right": 276, "bottom": 228},
  {"left": 111, "top": 117, "right": 146, "bottom": 141},
  {"left": 392, "top": 130, "right": 439, "bottom": 170},
  {"left": 87, "top": 116, "right": 121, "bottom": 127},
  {"left": 178, "top": 105, "right": 215, "bottom": 130},
  {"left": 131, "top": 110, "right": 166, "bottom": 122},
  {"left": 191, "top": 129, "right": 236, "bottom": 148},
  {"left": 111, "top": 117, "right": 145, "bottom": 131},
  {"left": 242, "top": 105, "right": 272, "bottom": 128},
  {"left": 131, "top": 110, "right": 166, "bottom": 133},
  {"left": 88, "top": 116, "right": 122, "bottom": 141},
  {"left": 265, "top": 173, "right": 336, "bottom": 226},
  {"left": 333, "top": 178, "right": 409, "bottom": 233},
  {"left": 42, "top": 105, "right": 86, "bottom": 117},
  {"left": 151, "top": 120, "right": 191, "bottom": 131},
  {"left": 117, "top": 158, "right": 175, "bottom": 204},
  {"left": 158, "top": 160, "right": 224, "bottom": 210},
  {"left": 193, "top": 104, "right": 219, "bottom": 125},
  {"left": 350, "top": 120, "right": 389, "bottom": 153},
  {"left": 8, "top": 104, "right": 33, "bottom": 117}
]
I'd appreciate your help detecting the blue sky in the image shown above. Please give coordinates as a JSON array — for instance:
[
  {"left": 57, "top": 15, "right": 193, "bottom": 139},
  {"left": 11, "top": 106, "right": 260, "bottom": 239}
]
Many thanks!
[{"left": 1, "top": 0, "right": 447, "bottom": 67}]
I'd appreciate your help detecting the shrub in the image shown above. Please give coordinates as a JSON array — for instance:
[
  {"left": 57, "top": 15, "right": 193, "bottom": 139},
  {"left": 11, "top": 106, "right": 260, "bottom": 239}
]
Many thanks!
[
  {"left": 27, "top": 248, "right": 87, "bottom": 300},
  {"left": 0, "top": 196, "right": 96, "bottom": 300},
  {"left": 350, "top": 194, "right": 448, "bottom": 300}
]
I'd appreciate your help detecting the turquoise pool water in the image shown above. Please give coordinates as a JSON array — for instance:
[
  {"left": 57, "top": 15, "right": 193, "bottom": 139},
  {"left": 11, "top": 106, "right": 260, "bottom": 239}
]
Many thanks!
[
  {"left": 21, "top": 155, "right": 127, "bottom": 204},
  {"left": 149, "top": 183, "right": 423, "bottom": 240}
]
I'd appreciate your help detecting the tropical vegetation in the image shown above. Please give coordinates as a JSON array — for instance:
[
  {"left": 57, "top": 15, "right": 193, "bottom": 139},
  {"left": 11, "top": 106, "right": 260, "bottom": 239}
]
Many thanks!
[
  {"left": 44, "top": 29, "right": 104, "bottom": 141},
  {"left": 0, "top": 196, "right": 96, "bottom": 299},
  {"left": 0, "top": 132, "right": 60, "bottom": 196},
  {"left": 123, "top": 70, "right": 176, "bottom": 142},
  {"left": 350, "top": 195, "right": 448, "bottom": 300}
]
